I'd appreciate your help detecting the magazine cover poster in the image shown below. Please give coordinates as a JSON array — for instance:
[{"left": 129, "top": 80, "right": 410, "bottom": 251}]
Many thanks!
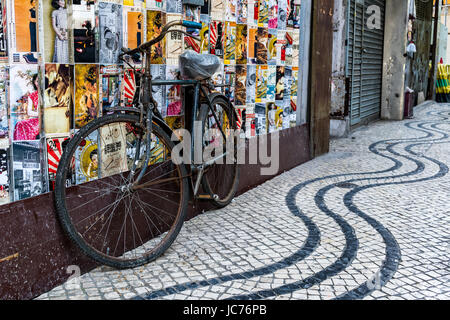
[
  {"left": 211, "top": 60, "right": 224, "bottom": 92},
  {"left": 267, "top": 28, "right": 277, "bottom": 65},
  {"left": 288, "top": 0, "right": 301, "bottom": 29},
  {"left": 266, "top": 64, "right": 276, "bottom": 101},
  {"left": 123, "top": 6, "right": 143, "bottom": 65},
  {"left": 237, "top": 0, "right": 247, "bottom": 24},
  {"left": 75, "top": 131, "right": 98, "bottom": 184},
  {"left": 99, "top": 2, "right": 123, "bottom": 65},
  {"left": 9, "top": 0, "right": 39, "bottom": 56},
  {"left": 283, "top": 66, "right": 292, "bottom": 100},
  {"left": 166, "top": 14, "right": 183, "bottom": 65},
  {"left": 75, "top": 64, "right": 99, "bottom": 129},
  {"left": 224, "top": 22, "right": 236, "bottom": 65},
  {"left": 166, "top": 0, "right": 182, "bottom": 13},
  {"left": 73, "top": 0, "right": 97, "bottom": 63},
  {"left": 245, "top": 104, "right": 256, "bottom": 138},
  {"left": 284, "top": 30, "right": 294, "bottom": 65},
  {"left": 0, "top": 66, "right": 8, "bottom": 148},
  {"left": 9, "top": 64, "right": 40, "bottom": 141},
  {"left": 44, "top": 63, "right": 74, "bottom": 135},
  {"left": 254, "top": 103, "right": 266, "bottom": 136},
  {"left": 124, "top": 0, "right": 145, "bottom": 7},
  {"left": 150, "top": 64, "right": 166, "bottom": 115},
  {"left": 200, "top": 23, "right": 210, "bottom": 54},
  {"left": 292, "top": 30, "right": 299, "bottom": 67},
  {"left": 291, "top": 66, "right": 298, "bottom": 98},
  {"left": 147, "top": 0, "right": 165, "bottom": 11},
  {"left": 12, "top": 140, "right": 42, "bottom": 201},
  {"left": 99, "top": 123, "right": 128, "bottom": 178},
  {"left": 0, "top": 0, "right": 8, "bottom": 61},
  {"left": 100, "top": 68, "right": 122, "bottom": 115},
  {"left": 246, "top": 64, "right": 256, "bottom": 104},
  {"left": 276, "top": 30, "right": 287, "bottom": 65},
  {"left": 209, "top": 21, "right": 224, "bottom": 58},
  {"left": 235, "top": 105, "right": 246, "bottom": 133},
  {"left": 255, "top": 27, "right": 268, "bottom": 64},
  {"left": 235, "top": 65, "right": 246, "bottom": 107},
  {"left": 0, "top": 148, "right": 9, "bottom": 204},
  {"left": 255, "top": 64, "right": 268, "bottom": 103},
  {"left": 224, "top": 65, "right": 235, "bottom": 103},
  {"left": 166, "top": 65, "right": 182, "bottom": 118},
  {"left": 275, "top": 65, "right": 285, "bottom": 101},
  {"left": 257, "top": 0, "right": 268, "bottom": 27},
  {"left": 236, "top": 24, "right": 247, "bottom": 65},
  {"left": 147, "top": 10, "right": 166, "bottom": 65},
  {"left": 278, "top": 0, "right": 288, "bottom": 30},
  {"left": 47, "top": 136, "right": 70, "bottom": 191},
  {"left": 268, "top": 0, "right": 277, "bottom": 28},
  {"left": 210, "top": 0, "right": 225, "bottom": 21},
  {"left": 248, "top": 0, "right": 257, "bottom": 26},
  {"left": 225, "top": 0, "right": 236, "bottom": 22},
  {"left": 266, "top": 101, "right": 281, "bottom": 133},
  {"left": 42, "top": 0, "right": 72, "bottom": 64}
]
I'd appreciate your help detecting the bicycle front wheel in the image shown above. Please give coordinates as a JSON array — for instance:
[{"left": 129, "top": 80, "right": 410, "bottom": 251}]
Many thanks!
[{"left": 54, "top": 113, "right": 189, "bottom": 269}]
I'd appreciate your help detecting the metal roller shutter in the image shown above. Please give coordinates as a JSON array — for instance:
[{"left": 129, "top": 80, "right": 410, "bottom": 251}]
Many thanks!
[{"left": 346, "top": 0, "right": 385, "bottom": 126}]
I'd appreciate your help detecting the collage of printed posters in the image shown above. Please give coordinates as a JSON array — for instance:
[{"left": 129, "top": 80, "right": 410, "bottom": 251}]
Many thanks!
[
  {"left": 43, "top": 64, "right": 74, "bottom": 135},
  {"left": 12, "top": 141, "right": 42, "bottom": 201}
]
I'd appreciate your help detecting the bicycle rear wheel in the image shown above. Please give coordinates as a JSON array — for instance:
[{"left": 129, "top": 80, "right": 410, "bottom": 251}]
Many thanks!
[
  {"left": 54, "top": 113, "right": 189, "bottom": 269},
  {"left": 199, "top": 96, "right": 240, "bottom": 208}
]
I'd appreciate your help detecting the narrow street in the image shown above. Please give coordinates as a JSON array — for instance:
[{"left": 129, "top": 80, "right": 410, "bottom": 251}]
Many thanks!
[{"left": 37, "top": 102, "right": 450, "bottom": 301}]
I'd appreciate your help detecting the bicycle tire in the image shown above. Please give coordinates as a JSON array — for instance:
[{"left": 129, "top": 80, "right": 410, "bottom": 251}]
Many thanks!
[
  {"left": 199, "top": 96, "right": 240, "bottom": 208},
  {"left": 54, "top": 113, "right": 189, "bottom": 269}
]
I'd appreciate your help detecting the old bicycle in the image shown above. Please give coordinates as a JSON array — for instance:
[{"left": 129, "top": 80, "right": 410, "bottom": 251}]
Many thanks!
[{"left": 54, "top": 20, "right": 240, "bottom": 269}]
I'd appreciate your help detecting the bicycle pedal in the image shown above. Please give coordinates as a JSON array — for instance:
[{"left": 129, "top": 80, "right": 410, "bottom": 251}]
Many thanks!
[{"left": 196, "top": 194, "right": 214, "bottom": 200}]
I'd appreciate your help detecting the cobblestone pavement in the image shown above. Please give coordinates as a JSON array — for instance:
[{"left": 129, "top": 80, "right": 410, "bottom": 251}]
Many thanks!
[{"left": 37, "top": 102, "right": 450, "bottom": 300}]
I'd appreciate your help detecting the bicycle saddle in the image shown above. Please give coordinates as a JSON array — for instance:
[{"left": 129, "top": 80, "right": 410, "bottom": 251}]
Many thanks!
[{"left": 179, "top": 50, "right": 221, "bottom": 80}]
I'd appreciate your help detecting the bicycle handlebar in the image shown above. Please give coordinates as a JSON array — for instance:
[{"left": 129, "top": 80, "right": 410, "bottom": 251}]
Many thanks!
[{"left": 120, "top": 20, "right": 203, "bottom": 58}]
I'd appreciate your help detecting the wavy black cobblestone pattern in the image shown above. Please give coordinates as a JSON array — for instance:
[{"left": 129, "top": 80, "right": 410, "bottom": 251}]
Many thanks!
[{"left": 137, "top": 107, "right": 450, "bottom": 300}]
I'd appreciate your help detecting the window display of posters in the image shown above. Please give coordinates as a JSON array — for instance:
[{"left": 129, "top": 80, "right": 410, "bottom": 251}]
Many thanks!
[
  {"left": 12, "top": 141, "right": 42, "bottom": 201},
  {"left": 0, "top": 0, "right": 8, "bottom": 62},
  {"left": 209, "top": 21, "right": 224, "bottom": 58},
  {"left": 6, "top": 0, "right": 38, "bottom": 64},
  {"left": 234, "top": 65, "right": 246, "bottom": 107},
  {"left": 236, "top": 24, "right": 247, "bottom": 65},
  {"left": 73, "top": 0, "right": 97, "bottom": 63},
  {"left": 254, "top": 103, "right": 265, "bottom": 136},
  {"left": 75, "top": 64, "right": 99, "bottom": 129},
  {"left": 166, "top": 13, "right": 184, "bottom": 65},
  {"left": 74, "top": 130, "right": 98, "bottom": 184},
  {"left": 99, "top": 123, "right": 127, "bottom": 178},
  {"left": 43, "top": 64, "right": 73, "bottom": 135},
  {"left": 167, "top": 0, "right": 182, "bottom": 14},
  {"left": 98, "top": 2, "right": 123, "bottom": 65},
  {"left": 0, "top": 66, "right": 8, "bottom": 148},
  {"left": 210, "top": 0, "right": 224, "bottom": 21},
  {"left": 46, "top": 136, "right": 70, "bottom": 191},
  {"left": 9, "top": 64, "right": 40, "bottom": 141},
  {"left": 100, "top": 65, "right": 122, "bottom": 115},
  {"left": 0, "top": 148, "right": 9, "bottom": 204},
  {"left": 224, "top": 21, "right": 236, "bottom": 65},
  {"left": 166, "top": 65, "right": 182, "bottom": 118},
  {"left": 147, "top": 10, "right": 166, "bottom": 64},
  {"left": 123, "top": 6, "right": 143, "bottom": 66},
  {"left": 246, "top": 64, "right": 256, "bottom": 104},
  {"left": 42, "top": 0, "right": 72, "bottom": 64},
  {"left": 236, "top": 0, "right": 247, "bottom": 24}
]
